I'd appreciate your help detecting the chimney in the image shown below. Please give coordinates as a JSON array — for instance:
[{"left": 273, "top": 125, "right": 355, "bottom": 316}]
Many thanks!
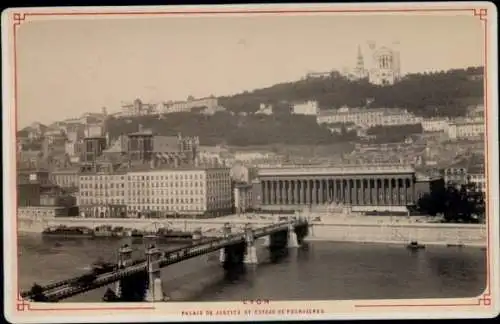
[
  {"left": 138, "top": 124, "right": 143, "bottom": 132},
  {"left": 174, "top": 157, "right": 179, "bottom": 168},
  {"left": 150, "top": 156, "right": 156, "bottom": 169}
]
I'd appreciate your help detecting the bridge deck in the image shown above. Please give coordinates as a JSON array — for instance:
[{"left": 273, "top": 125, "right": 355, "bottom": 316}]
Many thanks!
[{"left": 23, "top": 220, "right": 308, "bottom": 301}]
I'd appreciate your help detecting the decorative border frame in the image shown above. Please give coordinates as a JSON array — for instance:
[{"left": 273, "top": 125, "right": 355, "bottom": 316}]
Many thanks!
[{"left": 9, "top": 5, "right": 494, "bottom": 315}]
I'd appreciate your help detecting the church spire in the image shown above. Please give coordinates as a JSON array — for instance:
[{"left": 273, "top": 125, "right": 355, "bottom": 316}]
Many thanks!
[{"left": 356, "top": 45, "right": 364, "bottom": 69}]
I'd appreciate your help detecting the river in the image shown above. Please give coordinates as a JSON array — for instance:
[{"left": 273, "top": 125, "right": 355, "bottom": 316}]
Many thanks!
[{"left": 17, "top": 233, "right": 486, "bottom": 302}]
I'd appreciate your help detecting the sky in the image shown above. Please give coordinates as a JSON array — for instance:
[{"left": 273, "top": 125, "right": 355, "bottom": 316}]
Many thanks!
[{"left": 15, "top": 13, "right": 484, "bottom": 127}]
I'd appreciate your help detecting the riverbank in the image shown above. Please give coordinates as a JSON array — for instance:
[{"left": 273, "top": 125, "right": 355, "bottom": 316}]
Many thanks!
[
  {"left": 307, "top": 222, "right": 486, "bottom": 247},
  {"left": 18, "top": 216, "right": 487, "bottom": 247}
]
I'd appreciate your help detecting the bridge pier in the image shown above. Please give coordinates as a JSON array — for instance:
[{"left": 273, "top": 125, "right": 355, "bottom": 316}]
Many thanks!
[
  {"left": 294, "top": 221, "right": 309, "bottom": 246},
  {"left": 268, "top": 230, "right": 289, "bottom": 262},
  {"left": 262, "top": 235, "right": 271, "bottom": 247},
  {"left": 114, "top": 244, "right": 133, "bottom": 299},
  {"left": 144, "top": 244, "right": 165, "bottom": 302},
  {"left": 219, "top": 222, "right": 233, "bottom": 263},
  {"left": 287, "top": 223, "right": 299, "bottom": 248},
  {"left": 243, "top": 224, "right": 258, "bottom": 264}
]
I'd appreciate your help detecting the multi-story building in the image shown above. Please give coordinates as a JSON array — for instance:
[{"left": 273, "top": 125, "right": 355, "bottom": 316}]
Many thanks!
[
  {"left": 448, "top": 118, "right": 485, "bottom": 140},
  {"left": 18, "top": 206, "right": 69, "bottom": 219},
  {"left": 317, "top": 107, "right": 422, "bottom": 128},
  {"left": 40, "top": 185, "right": 77, "bottom": 208},
  {"left": 291, "top": 101, "right": 319, "bottom": 116},
  {"left": 126, "top": 165, "right": 232, "bottom": 218},
  {"left": 127, "top": 130, "right": 154, "bottom": 162},
  {"left": 466, "top": 104, "right": 485, "bottom": 119},
  {"left": 17, "top": 183, "right": 41, "bottom": 207},
  {"left": 125, "top": 129, "right": 199, "bottom": 164},
  {"left": 78, "top": 163, "right": 128, "bottom": 218},
  {"left": 467, "top": 165, "right": 486, "bottom": 192},
  {"left": 81, "top": 136, "right": 107, "bottom": 163},
  {"left": 441, "top": 166, "right": 468, "bottom": 186},
  {"left": 44, "top": 128, "right": 67, "bottom": 146},
  {"left": 255, "top": 104, "right": 273, "bottom": 115},
  {"left": 233, "top": 182, "right": 254, "bottom": 213},
  {"left": 161, "top": 96, "right": 219, "bottom": 114},
  {"left": 65, "top": 139, "right": 83, "bottom": 162},
  {"left": 20, "top": 122, "right": 47, "bottom": 141},
  {"left": 18, "top": 169, "right": 51, "bottom": 185},
  {"left": 414, "top": 175, "right": 445, "bottom": 202},
  {"left": 121, "top": 98, "right": 156, "bottom": 117},
  {"left": 421, "top": 118, "right": 450, "bottom": 133},
  {"left": 84, "top": 124, "right": 105, "bottom": 138},
  {"left": 305, "top": 71, "right": 332, "bottom": 79},
  {"left": 50, "top": 168, "right": 80, "bottom": 189}
]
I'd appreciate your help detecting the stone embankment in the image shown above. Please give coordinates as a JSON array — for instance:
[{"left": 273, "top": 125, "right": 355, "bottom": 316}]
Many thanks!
[
  {"left": 18, "top": 214, "right": 487, "bottom": 247},
  {"left": 307, "top": 222, "right": 486, "bottom": 247}
]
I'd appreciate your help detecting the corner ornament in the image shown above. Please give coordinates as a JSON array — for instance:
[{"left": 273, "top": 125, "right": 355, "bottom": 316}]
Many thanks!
[
  {"left": 16, "top": 298, "right": 32, "bottom": 312},
  {"left": 13, "top": 13, "right": 27, "bottom": 27},
  {"left": 478, "top": 293, "right": 491, "bottom": 306},
  {"left": 473, "top": 8, "right": 487, "bottom": 21}
]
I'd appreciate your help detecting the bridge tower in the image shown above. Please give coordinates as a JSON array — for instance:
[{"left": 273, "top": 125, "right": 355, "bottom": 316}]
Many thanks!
[
  {"left": 144, "top": 244, "right": 165, "bottom": 302},
  {"left": 243, "top": 223, "right": 258, "bottom": 264},
  {"left": 114, "top": 244, "right": 134, "bottom": 298},
  {"left": 219, "top": 222, "right": 232, "bottom": 263},
  {"left": 287, "top": 218, "right": 299, "bottom": 248}
]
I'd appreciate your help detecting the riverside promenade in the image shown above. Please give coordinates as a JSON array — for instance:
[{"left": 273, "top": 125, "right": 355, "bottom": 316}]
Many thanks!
[{"left": 18, "top": 212, "right": 486, "bottom": 247}]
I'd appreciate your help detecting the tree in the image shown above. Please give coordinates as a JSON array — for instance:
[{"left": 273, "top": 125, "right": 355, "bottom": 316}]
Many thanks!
[
  {"left": 417, "top": 182, "right": 484, "bottom": 223},
  {"left": 442, "top": 183, "right": 485, "bottom": 223}
]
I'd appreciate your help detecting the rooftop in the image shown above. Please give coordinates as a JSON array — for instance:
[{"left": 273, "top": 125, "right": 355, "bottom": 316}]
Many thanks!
[
  {"left": 259, "top": 164, "right": 415, "bottom": 176},
  {"left": 128, "top": 130, "right": 154, "bottom": 136}
]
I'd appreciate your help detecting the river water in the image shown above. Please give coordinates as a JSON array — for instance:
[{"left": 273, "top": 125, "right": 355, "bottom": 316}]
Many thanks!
[{"left": 17, "top": 234, "right": 486, "bottom": 302}]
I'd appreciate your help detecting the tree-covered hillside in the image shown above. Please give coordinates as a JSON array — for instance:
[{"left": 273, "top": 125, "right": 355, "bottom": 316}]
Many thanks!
[
  {"left": 219, "top": 67, "right": 484, "bottom": 117},
  {"left": 104, "top": 66, "right": 483, "bottom": 146},
  {"left": 106, "top": 113, "right": 348, "bottom": 146}
]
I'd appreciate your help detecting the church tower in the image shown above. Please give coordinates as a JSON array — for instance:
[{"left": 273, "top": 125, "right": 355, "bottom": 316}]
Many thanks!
[
  {"left": 353, "top": 45, "right": 367, "bottom": 80},
  {"left": 356, "top": 45, "right": 364, "bottom": 71}
]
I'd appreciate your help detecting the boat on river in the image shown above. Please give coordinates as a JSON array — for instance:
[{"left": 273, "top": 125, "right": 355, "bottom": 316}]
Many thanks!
[
  {"left": 94, "top": 225, "right": 130, "bottom": 238},
  {"left": 406, "top": 241, "right": 426, "bottom": 250},
  {"left": 42, "top": 226, "right": 94, "bottom": 238},
  {"left": 156, "top": 228, "right": 195, "bottom": 243}
]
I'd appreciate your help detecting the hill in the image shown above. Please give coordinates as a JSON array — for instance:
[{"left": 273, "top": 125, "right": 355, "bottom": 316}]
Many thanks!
[
  {"left": 20, "top": 66, "right": 484, "bottom": 147},
  {"left": 105, "top": 113, "right": 355, "bottom": 146},
  {"left": 219, "top": 66, "right": 484, "bottom": 117},
  {"left": 104, "top": 66, "right": 483, "bottom": 146}
]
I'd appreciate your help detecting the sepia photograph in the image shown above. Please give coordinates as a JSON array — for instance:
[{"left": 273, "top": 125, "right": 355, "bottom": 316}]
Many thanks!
[{"left": 2, "top": 2, "right": 499, "bottom": 322}]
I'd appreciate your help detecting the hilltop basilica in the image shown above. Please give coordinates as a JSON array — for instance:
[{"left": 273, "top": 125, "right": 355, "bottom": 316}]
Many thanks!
[{"left": 343, "top": 41, "right": 402, "bottom": 86}]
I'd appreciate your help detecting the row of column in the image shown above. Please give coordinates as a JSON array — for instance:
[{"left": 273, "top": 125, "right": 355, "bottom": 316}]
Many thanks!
[{"left": 260, "top": 177, "right": 415, "bottom": 206}]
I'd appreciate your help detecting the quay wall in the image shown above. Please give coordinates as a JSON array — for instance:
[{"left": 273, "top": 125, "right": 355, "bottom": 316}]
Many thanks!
[
  {"left": 17, "top": 216, "right": 276, "bottom": 233},
  {"left": 18, "top": 216, "right": 487, "bottom": 247},
  {"left": 308, "top": 222, "right": 487, "bottom": 247}
]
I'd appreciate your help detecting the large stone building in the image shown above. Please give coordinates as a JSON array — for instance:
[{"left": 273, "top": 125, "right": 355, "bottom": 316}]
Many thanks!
[
  {"left": 81, "top": 136, "right": 107, "bottom": 163},
  {"left": 448, "top": 118, "right": 485, "bottom": 140},
  {"left": 291, "top": 101, "right": 319, "bottom": 116},
  {"left": 317, "top": 107, "right": 422, "bottom": 129},
  {"left": 161, "top": 96, "right": 219, "bottom": 114},
  {"left": 126, "top": 165, "right": 232, "bottom": 218},
  {"left": 254, "top": 164, "right": 425, "bottom": 212},
  {"left": 343, "top": 42, "right": 402, "bottom": 86},
  {"left": 233, "top": 182, "right": 254, "bottom": 214},
  {"left": 77, "top": 162, "right": 232, "bottom": 219},
  {"left": 50, "top": 168, "right": 80, "bottom": 189},
  {"left": 78, "top": 163, "right": 128, "bottom": 218}
]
